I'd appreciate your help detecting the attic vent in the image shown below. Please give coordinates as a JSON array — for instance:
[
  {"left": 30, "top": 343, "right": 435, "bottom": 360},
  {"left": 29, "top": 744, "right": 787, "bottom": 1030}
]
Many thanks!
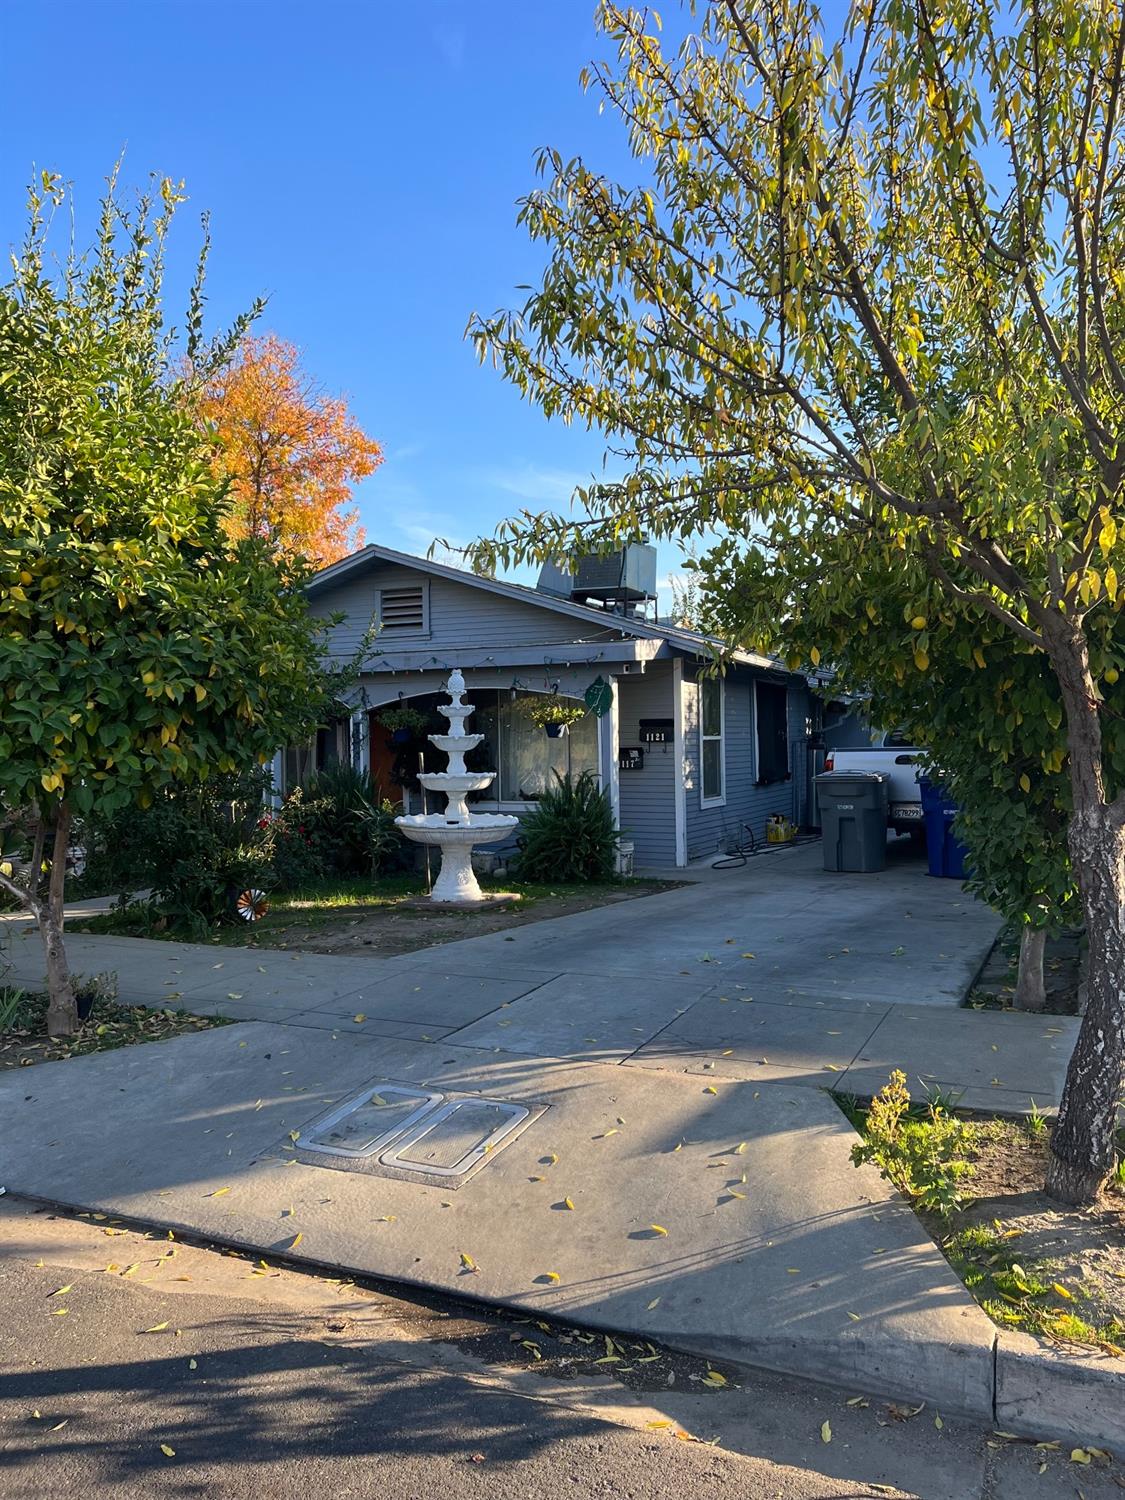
[{"left": 379, "top": 585, "right": 426, "bottom": 632}]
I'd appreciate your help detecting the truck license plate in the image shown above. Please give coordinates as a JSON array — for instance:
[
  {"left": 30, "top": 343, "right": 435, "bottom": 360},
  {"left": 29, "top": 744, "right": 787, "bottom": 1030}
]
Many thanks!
[{"left": 893, "top": 804, "right": 924, "bottom": 819}]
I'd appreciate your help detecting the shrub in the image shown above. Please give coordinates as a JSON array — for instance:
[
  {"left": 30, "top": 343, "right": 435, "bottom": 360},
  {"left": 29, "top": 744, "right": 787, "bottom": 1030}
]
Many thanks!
[
  {"left": 514, "top": 771, "right": 619, "bottom": 883},
  {"left": 850, "top": 1069, "right": 977, "bottom": 1218},
  {"left": 267, "top": 764, "right": 409, "bottom": 887},
  {"left": 79, "top": 769, "right": 275, "bottom": 931}
]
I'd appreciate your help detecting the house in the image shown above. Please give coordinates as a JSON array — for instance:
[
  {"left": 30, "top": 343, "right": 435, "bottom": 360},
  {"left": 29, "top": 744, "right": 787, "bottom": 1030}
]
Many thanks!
[{"left": 283, "top": 542, "right": 820, "bottom": 870}]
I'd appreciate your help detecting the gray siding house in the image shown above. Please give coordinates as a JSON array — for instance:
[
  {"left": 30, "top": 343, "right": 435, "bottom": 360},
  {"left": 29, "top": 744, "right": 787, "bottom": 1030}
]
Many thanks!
[{"left": 288, "top": 543, "right": 816, "bottom": 870}]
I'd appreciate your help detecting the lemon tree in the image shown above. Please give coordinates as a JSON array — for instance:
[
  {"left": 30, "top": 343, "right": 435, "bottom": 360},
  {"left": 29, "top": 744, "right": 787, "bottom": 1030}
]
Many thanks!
[{"left": 0, "top": 172, "right": 346, "bottom": 1037}]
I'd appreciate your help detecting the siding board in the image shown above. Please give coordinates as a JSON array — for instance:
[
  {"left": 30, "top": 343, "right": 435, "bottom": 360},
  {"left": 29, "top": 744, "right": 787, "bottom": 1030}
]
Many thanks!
[
  {"left": 616, "top": 666, "right": 678, "bottom": 867},
  {"left": 315, "top": 563, "right": 632, "bottom": 657}
]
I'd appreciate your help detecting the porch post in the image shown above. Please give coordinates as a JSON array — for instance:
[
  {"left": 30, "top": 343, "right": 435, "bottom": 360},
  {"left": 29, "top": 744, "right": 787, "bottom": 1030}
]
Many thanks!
[
  {"left": 599, "top": 676, "right": 621, "bottom": 833},
  {"left": 269, "top": 751, "right": 283, "bottom": 809},
  {"left": 351, "top": 709, "right": 370, "bottom": 776},
  {"left": 672, "top": 658, "right": 687, "bottom": 867}
]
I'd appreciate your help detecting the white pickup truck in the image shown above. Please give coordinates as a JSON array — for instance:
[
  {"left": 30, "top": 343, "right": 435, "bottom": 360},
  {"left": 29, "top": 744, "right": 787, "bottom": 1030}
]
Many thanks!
[{"left": 823, "top": 730, "right": 926, "bottom": 838}]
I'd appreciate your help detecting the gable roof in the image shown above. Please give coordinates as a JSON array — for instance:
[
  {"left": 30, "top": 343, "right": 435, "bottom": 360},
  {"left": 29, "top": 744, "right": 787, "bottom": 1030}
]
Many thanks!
[{"left": 307, "top": 542, "right": 795, "bottom": 677}]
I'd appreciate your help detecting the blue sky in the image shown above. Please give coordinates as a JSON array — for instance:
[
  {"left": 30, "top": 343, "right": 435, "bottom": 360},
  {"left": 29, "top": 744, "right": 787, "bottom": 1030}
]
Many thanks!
[{"left": 0, "top": 0, "right": 687, "bottom": 599}]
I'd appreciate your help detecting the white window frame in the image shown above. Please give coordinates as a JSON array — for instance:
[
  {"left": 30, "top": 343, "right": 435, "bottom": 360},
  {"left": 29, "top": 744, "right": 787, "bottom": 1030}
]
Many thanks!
[
  {"left": 375, "top": 581, "right": 430, "bottom": 637},
  {"left": 699, "top": 675, "right": 726, "bottom": 808}
]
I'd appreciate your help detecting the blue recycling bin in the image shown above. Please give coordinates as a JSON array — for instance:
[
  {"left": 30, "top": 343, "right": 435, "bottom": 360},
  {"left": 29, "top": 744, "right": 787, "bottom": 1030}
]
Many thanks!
[{"left": 919, "top": 777, "right": 968, "bottom": 879}]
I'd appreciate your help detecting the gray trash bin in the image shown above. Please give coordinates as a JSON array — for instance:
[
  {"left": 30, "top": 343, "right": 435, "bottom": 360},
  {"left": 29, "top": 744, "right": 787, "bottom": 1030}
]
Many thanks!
[{"left": 815, "top": 772, "right": 889, "bottom": 872}]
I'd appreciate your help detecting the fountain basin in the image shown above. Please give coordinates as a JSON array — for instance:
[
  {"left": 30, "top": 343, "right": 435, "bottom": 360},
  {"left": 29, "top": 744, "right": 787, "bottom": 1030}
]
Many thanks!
[
  {"left": 396, "top": 811, "right": 518, "bottom": 903},
  {"left": 427, "top": 734, "right": 484, "bottom": 755},
  {"left": 417, "top": 772, "right": 496, "bottom": 794},
  {"left": 395, "top": 813, "right": 516, "bottom": 846}
]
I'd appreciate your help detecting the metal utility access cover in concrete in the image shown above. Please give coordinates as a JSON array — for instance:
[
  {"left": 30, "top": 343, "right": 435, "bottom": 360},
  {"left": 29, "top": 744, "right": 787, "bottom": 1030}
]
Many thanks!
[
  {"left": 380, "top": 1097, "right": 531, "bottom": 1178},
  {"left": 280, "top": 1081, "right": 543, "bottom": 1188},
  {"left": 299, "top": 1085, "right": 442, "bottom": 1159}
]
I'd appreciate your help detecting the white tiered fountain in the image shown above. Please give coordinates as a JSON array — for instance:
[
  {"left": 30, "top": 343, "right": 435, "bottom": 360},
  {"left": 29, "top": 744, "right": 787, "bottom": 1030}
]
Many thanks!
[{"left": 395, "top": 670, "right": 519, "bottom": 904}]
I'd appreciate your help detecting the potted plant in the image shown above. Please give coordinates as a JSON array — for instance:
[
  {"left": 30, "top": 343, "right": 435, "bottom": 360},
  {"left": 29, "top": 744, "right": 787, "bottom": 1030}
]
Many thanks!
[
  {"left": 521, "top": 695, "right": 588, "bottom": 739},
  {"left": 377, "top": 706, "right": 431, "bottom": 745}
]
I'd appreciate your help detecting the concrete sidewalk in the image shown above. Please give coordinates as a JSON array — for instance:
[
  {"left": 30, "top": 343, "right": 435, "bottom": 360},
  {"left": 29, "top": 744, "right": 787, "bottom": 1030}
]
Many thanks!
[
  {"left": 1, "top": 840, "right": 1074, "bottom": 1110},
  {"left": 3, "top": 842, "right": 1106, "bottom": 1439},
  {"left": 0, "top": 1021, "right": 998, "bottom": 1419}
]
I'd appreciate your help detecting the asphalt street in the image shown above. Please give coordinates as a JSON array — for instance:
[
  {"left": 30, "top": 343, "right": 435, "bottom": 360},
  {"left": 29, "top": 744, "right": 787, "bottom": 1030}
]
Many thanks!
[{"left": 0, "top": 1200, "right": 1119, "bottom": 1500}]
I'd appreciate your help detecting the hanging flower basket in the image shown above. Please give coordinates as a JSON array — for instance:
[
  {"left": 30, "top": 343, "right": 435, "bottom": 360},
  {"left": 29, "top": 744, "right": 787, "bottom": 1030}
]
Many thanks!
[
  {"left": 378, "top": 706, "right": 431, "bottom": 743},
  {"left": 520, "top": 694, "right": 588, "bottom": 735}
]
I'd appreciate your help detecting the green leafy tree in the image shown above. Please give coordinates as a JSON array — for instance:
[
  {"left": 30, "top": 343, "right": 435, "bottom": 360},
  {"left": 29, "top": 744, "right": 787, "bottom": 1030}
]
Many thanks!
[
  {"left": 0, "top": 170, "right": 349, "bottom": 1036},
  {"left": 469, "top": 1, "right": 1125, "bottom": 1202}
]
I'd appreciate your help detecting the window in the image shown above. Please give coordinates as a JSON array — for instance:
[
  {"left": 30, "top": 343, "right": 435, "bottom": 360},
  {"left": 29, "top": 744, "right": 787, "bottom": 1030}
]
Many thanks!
[
  {"left": 755, "top": 681, "right": 790, "bottom": 785},
  {"left": 282, "top": 719, "right": 349, "bottom": 793},
  {"left": 471, "top": 691, "right": 600, "bottom": 802},
  {"left": 378, "top": 584, "right": 427, "bottom": 633},
  {"left": 700, "top": 676, "right": 725, "bottom": 806}
]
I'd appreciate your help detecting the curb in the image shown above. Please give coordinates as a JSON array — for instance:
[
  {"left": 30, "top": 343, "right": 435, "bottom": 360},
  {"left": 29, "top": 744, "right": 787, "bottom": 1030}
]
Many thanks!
[
  {"left": 994, "top": 1330, "right": 1125, "bottom": 1449},
  {"left": 6, "top": 1187, "right": 1123, "bottom": 1451}
]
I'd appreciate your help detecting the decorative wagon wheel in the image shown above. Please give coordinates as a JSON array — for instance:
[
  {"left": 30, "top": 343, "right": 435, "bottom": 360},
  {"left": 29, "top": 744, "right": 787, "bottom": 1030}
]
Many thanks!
[{"left": 236, "top": 889, "right": 269, "bottom": 922}]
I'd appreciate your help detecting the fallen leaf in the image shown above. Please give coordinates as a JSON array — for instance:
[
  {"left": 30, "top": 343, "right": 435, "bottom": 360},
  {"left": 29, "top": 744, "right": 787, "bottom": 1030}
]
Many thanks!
[
  {"left": 143, "top": 1322, "right": 170, "bottom": 1333},
  {"left": 160, "top": 1443, "right": 176, "bottom": 1458},
  {"left": 648, "top": 1224, "right": 669, "bottom": 1236},
  {"left": 227, "top": 993, "right": 243, "bottom": 1001},
  {"left": 287, "top": 1233, "right": 303, "bottom": 1249},
  {"left": 539, "top": 1271, "right": 560, "bottom": 1283},
  {"left": 209, "top": 1187, "right": 230, "bottom": 1198},
  {"left": 563, "top": 1197, "right": 576, "bottom": 1211},
  {"left": 727, "top": 1189, "right": 747, "bottom": 1200},
  {"left": 703, "top": 1086, "right": 718, "bottom": 1095},
  {"left": 48, "top": 1308, "right": 68, "bottom": 1317},
  {"left": 646, "top": 1420, "right": 673, "bottom": 1429},
  {"left": 47, "top": 1285, "right": 72, "bottom": 1298},
  {"left": 188, "top": 1359, "right": 197, "bottom": 1370},
  {"left": 460, "top": 1252, "right": 478, "bottom": 1271},
  {"left": 1071, "top": 1448, "right": 1091, "bottom": 1465},
  {"left": 821, "top": 1420, "right": 832, "bottom": 1443},
  {"left": 50, "top": 1419, "right": 68, "bottom": 1431},
  {"left": 1052, "top": 1282, "right": 1074, "bottom": 1300},
  {"left": 353, "top": 1014, "right": 366, "bottom": 1024},
  {"left": 735, "top": 1142, "right": 747, "bottom": 1154},
  {"left": 701, "top": 1369, "right": 727, "bottom": 1387},
  {"left": 646, "top": 1297, "right": 661, "bottom": 1310},
  {"left": 935, "top": 1414, "right": 944, "bottom": 1430}
]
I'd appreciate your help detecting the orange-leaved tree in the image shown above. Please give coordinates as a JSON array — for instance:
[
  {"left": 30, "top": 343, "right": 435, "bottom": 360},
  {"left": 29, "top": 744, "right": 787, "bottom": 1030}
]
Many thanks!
[{"left": 198, "top": 333, "right": 382, "bottom": 567}]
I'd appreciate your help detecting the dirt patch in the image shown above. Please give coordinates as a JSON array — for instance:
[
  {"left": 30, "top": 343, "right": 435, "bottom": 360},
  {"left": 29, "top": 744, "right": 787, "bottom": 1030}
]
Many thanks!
[
  {"left": 936, "top": 1121, "right": 1125, "bottom": 1350},
  {"left": 968, "top": 925, "right": 1084, "bottom": 1016},
  {"left": 0, "top": 990, "right": 230, "bottom": 1071},
  {"left": 257, "top": 881, "right": 676, "bottom": 957},
  {"left": 73, "top": 877, "right": 679, "bottom": 958}
]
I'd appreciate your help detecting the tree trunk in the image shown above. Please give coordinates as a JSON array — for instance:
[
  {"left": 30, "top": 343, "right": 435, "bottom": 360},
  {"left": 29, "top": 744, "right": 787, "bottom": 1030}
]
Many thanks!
[
  {"left": 1042, "top": 619, "right": 1125, "bottom": 1205},
  {"left": 1013, "top": 926, "right": 1047, "bottom": 1012},
  {"left": 40, "top": 803, "right": 77, "bottom": 1039}
]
